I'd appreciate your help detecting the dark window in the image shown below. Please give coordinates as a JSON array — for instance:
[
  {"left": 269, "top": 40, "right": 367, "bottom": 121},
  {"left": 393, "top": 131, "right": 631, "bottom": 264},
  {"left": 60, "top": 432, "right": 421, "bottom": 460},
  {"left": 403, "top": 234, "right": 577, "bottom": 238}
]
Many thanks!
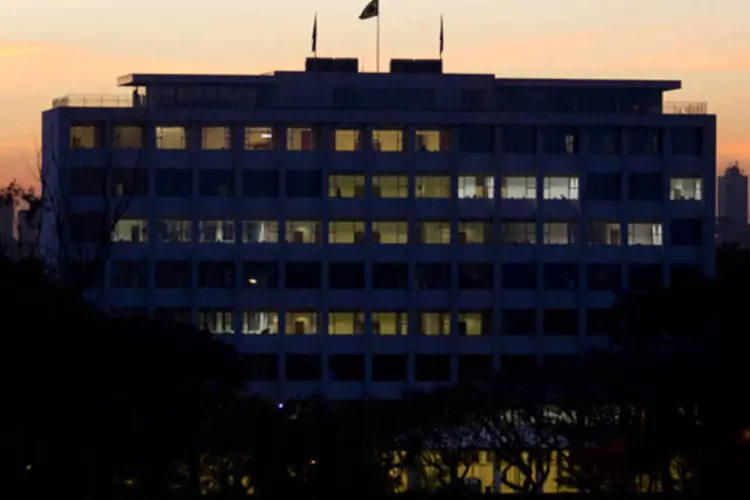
[
  {"left": 629, "top": 263, "right": 663, "bottom": 291},
  {"left": 285, "top": 262, "right": 321, "bottom": 289},
  {"left": 414, "top": 355, "right": 451, "bottom": 382},
  {"left": 373, "top": 262, "right": 408, "bottom": 289},
  {"left": 286, "top": 170, "right": 322, "bottom": 197},
  {"left": 589, "top": 127, "right": 620, "bottom": 154},
  {"left": 586, "top": 309, "right": 619, "bottom": 336},
  {"left": 543, "top": 263, "right": 579, "bottom": 290},
  {"left": 372, "top": 355, "right": 407, "bottom": 382},
  {"left": 154, "top": 261, "right": 192, "bottom": 288},
  {"left": 457, "top": 355, "right": 493, "bottom": 384},
  {"left": 457, "top": 125, "right": 493, "bottom": 153},
  {"left": 629, "top": 173, "right": 663, "bottom": 201},
  {"left": 243, "top": 170, "right": 279, "bottom": 198},
  {"left": 580, "top": 90, "right": 619, "bottom": 113},
  {"left": 542, "top": 126, "right": 579, "bottom": 154},
  {"left": 671, "top": 127, "right": 703, "bottom": 155},
  {"left": 111, "top": 308, "right": 148, "bottom": 319},
  {"left": 70, "top": 167, "right": 105, "bottom": 196},
  {"left": 199, "top": 169, "right": 234, "bottom": 197},
  {"left": 502, "top": 126, "right": 535, "bottom": 153},
  {"left": 198, "top": 261, "right": 235, "bottom": 288},
  {"left": 543, "top": 309, "right": 578, "bottom": 336},
  {"left": 243, "top": 261, "right": 278, "bottom": 289},
  {"left": 111, "top": 260, "right": 148, "bottom": 288},
  {"left": 670, "top": 218, "right": 703, "bottom": 247},
  {"left": 415, "top": 263, "right": 451, "bottom": 289},
  {"left": 502, "top": 263, "right": 536, "bottom": 290},
  {"left": 69, "top": 212, "right": 106, "bottom": 243},
  {"left": 286, "top": 354, "right": 321, "bottom": 382},
  {"left": 619, "top": 90, "right": 661, "bottom": 113},
  {"left": 501, "top": 355, "right": 536, "bottom": 375},
  {"left": 585, "top": 173, "right": 621, "bottom": 201},
  {"left": 534, "top": 89, "right": 577, "bottom": 113},
  {"left": 112, "top": 168, "right": 148, "bottom": 197},
  {"left": 328, "top": 354, "right": 365, "bottom": 382},
  {"left": 155, "top": 169, "right": 192, "bottom": 197},
  {"left": 671, "top": 264, "right": 703, "bottom": 288},
  {"left": 458, "top": 263, "right": 493, "bottom": 289},
  {"left": 503, "top": 310, "right": 536, "bottom": 335},
  {"left": 461, "top": 90, "right": 486, "bottom": 110},
  {"left": 153, "top": 308, "right": 192, "bottom": 324},
  {"left": 496, "top": 88, "right": 535, "bottom": 112},
  {"left": 586, "top": 263, "right": 621, "bottom": 291},
  {"left": 629, "top": 127, "right": 663, "bottom": 154},
  {"left": 241, "top": 354, "right": 278, "bottom": 381},
  {"left": 329, "top": 262, "right": 365, "bottom": 289}
]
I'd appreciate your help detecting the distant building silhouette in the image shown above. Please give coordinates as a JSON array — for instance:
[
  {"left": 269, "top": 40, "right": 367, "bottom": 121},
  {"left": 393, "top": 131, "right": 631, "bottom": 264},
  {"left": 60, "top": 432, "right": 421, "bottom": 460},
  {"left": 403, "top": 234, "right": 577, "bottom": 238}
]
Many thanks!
[{"left": 717, "top": 162, "right": 749, "bottom": 246}]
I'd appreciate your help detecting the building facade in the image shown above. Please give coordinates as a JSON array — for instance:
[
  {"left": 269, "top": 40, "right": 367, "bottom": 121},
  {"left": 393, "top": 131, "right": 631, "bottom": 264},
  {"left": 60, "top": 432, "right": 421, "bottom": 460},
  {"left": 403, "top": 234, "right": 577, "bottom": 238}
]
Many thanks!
[
  {"left": 42, "top": 58, "right": 716, "bottom": 400},
  {"left": 717, "top": 162, "right": 748, "bottom": 246}
]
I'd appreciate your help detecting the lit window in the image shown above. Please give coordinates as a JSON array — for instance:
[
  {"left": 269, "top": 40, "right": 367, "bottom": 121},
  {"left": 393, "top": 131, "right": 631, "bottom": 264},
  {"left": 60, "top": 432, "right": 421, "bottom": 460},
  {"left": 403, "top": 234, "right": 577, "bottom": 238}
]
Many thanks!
[
  {"left": 328, "top": 220, "right": 365, "bottom": 244},
  {"left": 285, "top": 221, "right": 321, "bottom": 243},
  {"left": 628, "top": 223, "right": 663, "bottom": 246},
  {"left": 372, "top": 312, "right": 408, "bottom": 335},
  {"left": 287, "top": 126, "right": 317, "bottom": 151},
  {"left": 420, "top": 312, "right": 450, "bottom": 335},
  {"left": 372, "top": 129, "right": 403, "bottom": 152},
  {"left": 458, "top": 312, "right": 486, "bottom": 336},
  {"left": 242, "top": 220, "right": 278, "bottom": 243},
  {"left": 373, "top": 175, "right": 408, "bottom": 198},
  {"left": 458, "top": 221, "right": 490, "bottom": 244},
  {"left": 285, "top": 312, "right": 320, "bottom": 335},
  {"left": 198, "top": 220, "right": 235, "bottom": 243},
  {"left": 112, "top": 219, "right": 148, "bottom": 243},
  {"left": 421, "top": 221, "right": 451, "bottom": 244},
  {"left": 199, "top": 309, "right": 234, "bottom": 334},
  {"left": 244, "top": 126, "right": 274, "bottom": 150},
  {"left": 156, "top": 126, "right": 186, "bottom": 149},
  {"left": 202, "top": 126, "right": 231, "bottom": 150},
  {"left": 416, "top": 176, "right": 451, "bottom": 198},
  {"left": 588, "top": 222, "right": 621, "bottom": 245},
  {"left": 543, "top": 222, "right": 576, "bottom": 244},
  {"left": 458, "top": 174, "right": 494, "bottom": 199},
  {"left": 502, "top": 222, "right": 536, "bottom": 244},
  {"left": 415, "top": 129, "right": 449, "bottom": 152},
  {"left": 154, "top": 220, "right": 191, "bottom": 243},
  {"left": 242, "top": 311, "right": 278, "bottom": 335},
  {"left": 70, "top": 125, "right": 98, "bottom": 149},
  {"left": 329, "top": 174, "right": 366, "bottom": 198},
  {"left": 328, "top": 312, "right": 365, "bottom": 335},
  {"left": 334, "top": 129, "right": 361, "bottom": 151},
  {"left": 502, "top": 176, "right": 536, "bottom": 199},
  {"left": 114, "top": 125, "right": 142, "bottom": 149},
  {"left": 372, "top": 221, "right": 408, "bottom": 244},
  {"left": 670, "top": 178, "right": 702, "bottom": 200},
  {"left": 543, "top": 176, "right": 579, "bottom": 200}
]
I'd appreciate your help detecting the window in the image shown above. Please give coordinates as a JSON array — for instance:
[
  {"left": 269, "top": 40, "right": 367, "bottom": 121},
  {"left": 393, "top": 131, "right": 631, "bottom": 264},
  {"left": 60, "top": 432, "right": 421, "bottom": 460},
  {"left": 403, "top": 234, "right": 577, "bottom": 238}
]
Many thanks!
[
  {"left": 70, "top": 167, "right": 105, "bottom": 196},
  {"left": 420, "top": 221, "right": 450, "bottom": 244},
  {"left": 334, "top": 129, "right": 361, "bottom": 151},
  {"left": 372, "top": 312, "right": 408, "bottom": 335},
  {"left": 285, "top": 220, "right": 321, "bottom": 243},
  {"left": 585, "top": 173, "right": 621, "bottom": 201},
  {"left": 244, "top": 126, "right": 274, "bottom": 150},
  {"left": 202, "top": 126, "right": 231, "bottom": 150},
  {"left": 372, "top": 221, "right": 408, "bottom": 244},
  {"left": 543, "top": 176, "right": 579, "bottom": 200},
  {"left": 242, "top": 170, "right": 279, "bottom": 198},
  {"left": 112, "top": 168, "right": 148, "bottom": 197},
  {"left": 420, "top": 312, "right": 451, "bottom": 336},
  {"left": 286, "top": 126, "right": 317, "bottom": 151},
  {"left": 112, "top": 219, "right": 148, "bottom": 243},
  {"left": 588, "top": 222, "right": 621, "bottom": 245},
  {"left": 373, "top": 262, "right": 409, "bottom": 289},
  {"left": 70, "top": 125, "right": 98, "bottom": 149},
  {"left": 543, "top": 126, "right": 579, "bottom": 154},
  {"left": 544, "top": 222, "right": 576, "bottom": 244},
  {"left": 373, "top": 175, "right": 408, "bottom": 198},
  {"left": 242, "top": 220, "right": 278, "bottom": 243},
  {"left": 458, "top": 312, "right": 489, "bottom": 336},
  {"left": 458, "top": 355, "right": 493, "bottom": 383},
  {"left": 458, "top": 263, "right": 493, "bottom": 289},
  {"left": 586, "top": 309, "right": 619, "bottom": 336},
  {"left": 543, "top": 263, "right": 579, "bottom": 290},
  {"left": 155, "top": 169, "right": 192, "bottom": 197},
  {"left": 586, "top": 263, "right": 621, "bottom": 291},
  {"left": 502, "top": 176, "right": 536, "bottom": 199},
  {"left": 111, "top": 260, "right": 148, "bottom": 288},
  {"left": 154, "top": 308, "right": 192, "bottom": 323},
  {"left": 503, "top": 310, "right": 536, "bottom": 335},
  {"left": 458, "top": 220, "right": 491, "bottom": 244},
  {"left": 670, "top": 178, "right": 702, "bottom": 200},
  {"left": 458, "top": 174, "right": 494, "bottom": 199},
  {"left": 502, "top": 126, "right": 535, "bottom": 153},
  {"left": 154, "top": 261, "right": 192, "bottom": 288},
  {"left": 328, "top": 220, "right": 365, "bottom": 244},
  {"left": 629, "top": 127, "right": 662, "bottom": 154},
  {"left": 198, "top": 261, "right": 235, "bottom": 288},
  {"left": 589, "top": 127, "right": 620, "bottom": 154},
  {"left": 243, "top": 261, "right": 278, "bottom": 289},
  {"left": 329, "top": 262, "right": 365, "bottom": 289},
  {"left": 70, "top": 213, "right": 99, "bottom": 244},
  {"left": 372, "top": 129, "right": 403, "bottom": 152},
  {"left": 156, "top": 126, "right": 186, "bottom": 149},
  {"left": 628, "top": 223, "right": 663, "bottom": 246},
  {"left": 629, "top": 173, "right": 663, "bottom": 201},
  {"left": 543, "top": 310, "right": 578, "bottom": 336},
  {"left": 670, "top": 218, "right": 702, "bottom": 247},
  {"left": 414, "top": 129, "right": 448, "bottom": 152},
  {"left": 457, "top": 125, "right": 493, "bottom": 152},
  {"left": 329, "top": 174, "right": 365, "bottom": 198},
  {"left": 285, "top": 312, "right": 320, "bottom": 335},
  {"left": 415, "top": 176, "right": 451, "bottom": 198},
  {"left": 415, "top": 355, "right": 451, "bottom": 382},
  {"left": 329, "top": 355, "right": 365, "bottom": 381},
  {"left": 242, "top": 311, "right": 278, "bottom": 335},
  {"left": 671, "top": 127, "right": 703, "bottom": 155},
  {"left": 114, "top": 125, "right": 142, "bottom": 149},
  {"left": 415, "top": 263, "right": 451, "bottom": 289},
  {"left": 198, "top": 220, "right": 235, "bottom": 243},
  {"left": 199, "top": 310, "right": 234, "bottom": 334},
  {"left": 286, "top": 262, "right": 321, "bottom": 288},
  {"left": 502, "top": 222, "right": 536, "bottom": 244},
  {"left": 198, "top": 170, "right": 234, "bottom": 197},
  {"left": 286, "top": 170, "right": 322, "bottom": 197},
  {"left": 286, "top": 354, "right": 321, "bottom": 381},
  {"left": 242, "top": 354, "right": 278, "bottom": 381},
  {"left": 502, "top": 263, "right": 536, "bottom": 289},
  {"left": 154, "top": 219, "right": 191, "bottom": 243},
  {"left": 328, "top": 312, "right": 365, "bottom": 335}
]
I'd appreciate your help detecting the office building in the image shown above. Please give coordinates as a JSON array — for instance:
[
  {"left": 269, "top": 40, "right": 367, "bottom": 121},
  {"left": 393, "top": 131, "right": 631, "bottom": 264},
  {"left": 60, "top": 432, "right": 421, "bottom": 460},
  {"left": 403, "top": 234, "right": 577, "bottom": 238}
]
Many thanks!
[
  {"left": 42, "top": 58, "right": 716, "bottom": 400},
  {"left": 717, "top": 162, "right": 748, "bottom": 245}
]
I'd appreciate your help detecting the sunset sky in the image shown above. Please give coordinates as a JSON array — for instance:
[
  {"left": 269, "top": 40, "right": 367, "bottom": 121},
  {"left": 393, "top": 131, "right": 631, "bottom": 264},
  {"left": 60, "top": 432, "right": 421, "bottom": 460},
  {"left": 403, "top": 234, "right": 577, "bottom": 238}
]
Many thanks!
[{"left": 1, "top": 0, "right": 749, "bottom": 188}]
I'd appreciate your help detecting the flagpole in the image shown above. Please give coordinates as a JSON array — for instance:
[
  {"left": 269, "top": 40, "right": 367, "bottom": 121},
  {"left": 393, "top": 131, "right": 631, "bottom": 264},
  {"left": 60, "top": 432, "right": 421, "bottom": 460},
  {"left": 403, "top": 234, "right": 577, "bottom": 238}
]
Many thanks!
[{"left": 376, "top": 2, "right": 380, "bottom": 72}]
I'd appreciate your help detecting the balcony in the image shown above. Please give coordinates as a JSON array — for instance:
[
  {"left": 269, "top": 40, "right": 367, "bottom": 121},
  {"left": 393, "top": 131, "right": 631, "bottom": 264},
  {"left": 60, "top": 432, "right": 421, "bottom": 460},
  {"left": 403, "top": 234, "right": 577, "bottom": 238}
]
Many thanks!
[
  {"left": 52, "top": 94, "right": 135, "bottom": 108},
  {"left": 660, "top": 101, "right": 708, "bottom": 115}
]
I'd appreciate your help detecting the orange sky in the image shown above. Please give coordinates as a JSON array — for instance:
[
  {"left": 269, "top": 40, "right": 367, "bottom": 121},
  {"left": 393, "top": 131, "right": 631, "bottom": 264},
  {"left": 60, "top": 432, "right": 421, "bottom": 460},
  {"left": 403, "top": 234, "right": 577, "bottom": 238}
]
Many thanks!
[{"left": 1, "top": 0, "right": 749, "bottom": 188}]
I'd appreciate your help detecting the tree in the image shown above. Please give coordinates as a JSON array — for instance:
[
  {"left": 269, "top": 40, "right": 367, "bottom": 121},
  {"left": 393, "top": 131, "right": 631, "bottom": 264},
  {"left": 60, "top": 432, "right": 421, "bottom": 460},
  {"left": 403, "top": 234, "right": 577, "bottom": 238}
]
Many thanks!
[{"left": 0, "top": 179, "right": 40, "bottom": 259}]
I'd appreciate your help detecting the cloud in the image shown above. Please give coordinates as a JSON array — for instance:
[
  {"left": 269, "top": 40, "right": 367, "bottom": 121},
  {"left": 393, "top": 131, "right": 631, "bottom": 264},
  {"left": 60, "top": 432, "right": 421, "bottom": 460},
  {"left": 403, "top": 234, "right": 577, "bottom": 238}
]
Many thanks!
[{"left": 0, "top": 41, "right": 47, "bottom": 58}]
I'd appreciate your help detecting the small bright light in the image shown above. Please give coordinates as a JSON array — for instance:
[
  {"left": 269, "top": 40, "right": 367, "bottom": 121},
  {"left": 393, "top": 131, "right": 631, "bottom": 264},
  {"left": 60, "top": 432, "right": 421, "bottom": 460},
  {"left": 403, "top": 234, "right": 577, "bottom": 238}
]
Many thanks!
[
  {"left": 248, "top": 277, "right": 258, "bottom": 285},
  {"left": 277, "top": 403, "right": 284, "bottom": 409},
  {"left": 261, "top": 133, "right": 272, "bottom": 139}
]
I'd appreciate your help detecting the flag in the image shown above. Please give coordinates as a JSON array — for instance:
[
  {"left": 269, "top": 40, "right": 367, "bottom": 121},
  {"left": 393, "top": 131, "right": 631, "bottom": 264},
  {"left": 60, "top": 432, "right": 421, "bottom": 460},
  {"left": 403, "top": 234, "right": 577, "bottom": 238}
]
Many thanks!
[
  {"left": 359, "top": 0, "right": 378, "bottom": 20},
  {"left": 312, "top": 13, "right": 317, "bottom": 54},
  {"left": 439, "top": 15, "right": 444, "bottom": 56}
]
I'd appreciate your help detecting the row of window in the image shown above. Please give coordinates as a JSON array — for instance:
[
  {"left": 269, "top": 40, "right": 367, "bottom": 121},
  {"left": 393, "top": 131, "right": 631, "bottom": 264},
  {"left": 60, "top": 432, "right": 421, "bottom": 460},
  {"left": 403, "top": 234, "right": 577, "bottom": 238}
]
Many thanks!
[
  {"left": 72, "top": 168, "right": 704, "bottom": 202},
  {"left": 108, "top": 260, "right": 699, "bottom": 291},
  {"left": 109, "top": 218, "right": 703, "bottom": 247},
  {"left": 69, "top": 124, "right": 705, "bottom": 155}
]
